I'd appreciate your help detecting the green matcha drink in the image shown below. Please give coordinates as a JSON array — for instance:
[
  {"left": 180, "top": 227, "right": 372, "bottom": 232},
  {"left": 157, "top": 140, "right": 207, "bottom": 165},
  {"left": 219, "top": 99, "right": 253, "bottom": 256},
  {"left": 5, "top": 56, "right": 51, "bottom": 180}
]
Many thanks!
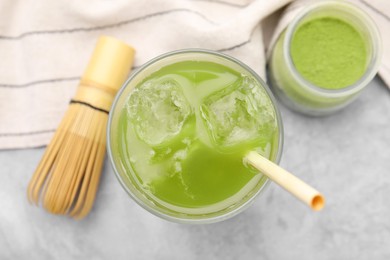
[
  {"left": 269, "top": 1, "right": 381, "bottom": 116},
  {"left": 108, "top": 50, "right": 282, "bottom": 223}
]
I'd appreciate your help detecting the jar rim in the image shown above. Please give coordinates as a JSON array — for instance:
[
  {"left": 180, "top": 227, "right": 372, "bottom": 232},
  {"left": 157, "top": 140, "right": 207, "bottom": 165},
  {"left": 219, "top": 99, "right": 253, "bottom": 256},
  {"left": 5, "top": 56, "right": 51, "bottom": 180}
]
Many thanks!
[{"left": 283, "top": 0, "right": 382, "bottom": 98}]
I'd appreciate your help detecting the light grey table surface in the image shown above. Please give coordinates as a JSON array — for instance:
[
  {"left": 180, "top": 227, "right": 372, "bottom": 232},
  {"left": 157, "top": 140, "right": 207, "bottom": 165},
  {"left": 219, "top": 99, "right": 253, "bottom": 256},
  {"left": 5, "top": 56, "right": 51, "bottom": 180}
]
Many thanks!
[{"left": 1, "top": 77, "right": 389, "bottom": 260}]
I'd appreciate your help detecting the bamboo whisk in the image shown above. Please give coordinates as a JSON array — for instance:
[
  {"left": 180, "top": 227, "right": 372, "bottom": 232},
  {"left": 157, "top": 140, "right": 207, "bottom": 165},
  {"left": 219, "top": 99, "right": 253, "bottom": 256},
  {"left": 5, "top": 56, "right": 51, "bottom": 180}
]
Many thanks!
[{"left": 27, "top": 36, "right": 135, "bottom": 219}]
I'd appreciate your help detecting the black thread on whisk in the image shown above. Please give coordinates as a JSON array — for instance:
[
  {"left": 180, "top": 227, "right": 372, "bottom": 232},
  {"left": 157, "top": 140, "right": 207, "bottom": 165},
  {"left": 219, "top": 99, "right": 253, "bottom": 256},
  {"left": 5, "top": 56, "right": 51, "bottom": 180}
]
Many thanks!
[{"left": 70, "top": 99, "right": 109, "bottom": 114}]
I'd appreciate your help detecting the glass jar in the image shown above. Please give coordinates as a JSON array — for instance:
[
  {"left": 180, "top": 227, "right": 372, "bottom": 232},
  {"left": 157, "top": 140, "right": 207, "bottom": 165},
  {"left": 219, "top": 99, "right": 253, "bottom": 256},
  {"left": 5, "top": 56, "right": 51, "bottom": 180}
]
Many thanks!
[
  {"left": 269, "top": 0, "right": 382, "bottom": 116},
  {"left": 107, "top": 49, "right": 283, "bottom": 224}
]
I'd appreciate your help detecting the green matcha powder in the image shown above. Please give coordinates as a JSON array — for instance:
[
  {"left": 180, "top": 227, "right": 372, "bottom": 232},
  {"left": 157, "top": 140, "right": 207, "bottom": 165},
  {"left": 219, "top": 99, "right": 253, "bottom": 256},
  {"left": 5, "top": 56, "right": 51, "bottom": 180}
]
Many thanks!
[{"left": 291, "top": 17, "right": 367, "bottom": 89}]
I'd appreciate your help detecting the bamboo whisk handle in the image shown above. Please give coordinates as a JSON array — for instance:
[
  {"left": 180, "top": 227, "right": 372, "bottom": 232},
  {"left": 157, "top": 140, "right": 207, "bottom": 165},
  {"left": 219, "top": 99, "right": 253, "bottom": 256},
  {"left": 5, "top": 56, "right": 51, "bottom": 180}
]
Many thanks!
[{"left": 74, "top": 36, "right": 135, "bottom": 112}]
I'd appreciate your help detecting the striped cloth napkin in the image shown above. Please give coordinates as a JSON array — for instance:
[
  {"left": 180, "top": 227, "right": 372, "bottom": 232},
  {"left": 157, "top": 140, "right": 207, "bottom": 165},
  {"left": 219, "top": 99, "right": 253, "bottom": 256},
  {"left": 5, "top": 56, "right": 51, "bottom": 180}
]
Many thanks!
[{"left": 0, "top": 0, "right": 388, "bottom": 149}]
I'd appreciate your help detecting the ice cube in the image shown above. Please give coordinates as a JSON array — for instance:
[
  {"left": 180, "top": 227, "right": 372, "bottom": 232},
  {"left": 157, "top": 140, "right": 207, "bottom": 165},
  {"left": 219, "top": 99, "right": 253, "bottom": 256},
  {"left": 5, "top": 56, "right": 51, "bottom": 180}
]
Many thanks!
[
  {"left": 200, "top": 75, "right": 277, "bottom": 148},
  {"left": 127, "top": 79, "right": 191, "bottom": 146}
]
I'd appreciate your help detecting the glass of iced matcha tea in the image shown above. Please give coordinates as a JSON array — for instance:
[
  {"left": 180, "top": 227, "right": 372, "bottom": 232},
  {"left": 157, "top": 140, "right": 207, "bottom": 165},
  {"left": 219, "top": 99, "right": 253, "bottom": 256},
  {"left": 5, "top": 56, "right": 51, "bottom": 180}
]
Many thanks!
[
  {"left": 269, "top": 0, "right": 382, "bottom": 116},
  {"left": 108, "top": 50, "right": 283, "bottom": 223}
]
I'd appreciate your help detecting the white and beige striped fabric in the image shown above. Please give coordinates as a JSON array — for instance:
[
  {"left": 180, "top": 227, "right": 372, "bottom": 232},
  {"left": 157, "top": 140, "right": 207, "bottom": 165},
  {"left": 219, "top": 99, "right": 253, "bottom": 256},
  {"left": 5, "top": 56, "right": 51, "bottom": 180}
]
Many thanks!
[{"left": 0, "top": 0, "right": 388, "bottom": 149}]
